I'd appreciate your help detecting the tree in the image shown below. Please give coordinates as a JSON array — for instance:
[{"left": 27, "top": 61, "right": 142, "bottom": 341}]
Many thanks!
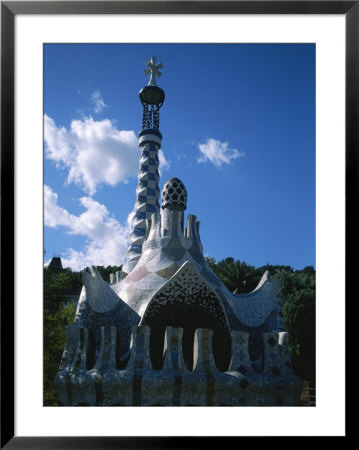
[
  {"left": 272, "top": 270, "right": 316, "bottom": 382},
  {"left": 217, "top": 259, "right": 259, "bottom": 294},
  {"left": 205, "top": 257, "right": 260, "bottom": 294},
  {"left": 83, "top": 265, "right": 122, "bottom": 282},
  {"left": 43, "top": 267, "right": 76, "bottom": 406}
]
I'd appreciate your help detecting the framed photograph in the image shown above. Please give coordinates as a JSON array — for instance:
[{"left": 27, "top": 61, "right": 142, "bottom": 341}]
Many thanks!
[{"left": 1, "top": 1, "right": 351, "bottom": 447}]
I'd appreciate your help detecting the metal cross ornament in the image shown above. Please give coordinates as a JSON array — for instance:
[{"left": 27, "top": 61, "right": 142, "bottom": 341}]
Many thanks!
[{"left": 144, "top": 56, "right": 163, "bottom": 86}]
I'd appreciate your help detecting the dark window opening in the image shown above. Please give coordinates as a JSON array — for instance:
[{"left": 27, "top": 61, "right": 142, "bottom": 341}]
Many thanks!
[
  {"left": 86, "top": 329, "right": 96, "bottom": 370},
  {"left": 145, "top": 303, "right": 231, "bottom": 372}
]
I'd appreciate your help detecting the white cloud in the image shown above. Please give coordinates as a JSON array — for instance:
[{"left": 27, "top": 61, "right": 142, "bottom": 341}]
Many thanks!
[
  {"left": 44, "top": 186, "right": 75, "bottom": 229},
  {"left": 197, "top": 138, "right": 244, "bottom": 168},
  {"left": 91, "top": 90, "right": 106, "bottom": 114},
  {"left": 44, "top": 185, "right": 131, "bottom": 270},
  {"left": 158, "top": 149, "right": 170, "bottom": 173},
  {"left": 44, "top": 114, "right": 170, "bottom": 195}
]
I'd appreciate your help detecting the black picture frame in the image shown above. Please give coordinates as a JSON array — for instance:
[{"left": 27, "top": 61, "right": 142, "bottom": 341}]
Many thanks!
[{"left": 1, "top": 1, "right": 351, "bottom": 447}]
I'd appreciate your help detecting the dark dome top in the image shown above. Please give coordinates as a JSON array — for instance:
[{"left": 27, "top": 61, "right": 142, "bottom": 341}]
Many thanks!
[
  {"left": 161, "top": 177, "right": 187, "bottom": 210},
  {"left": 139, "top": 85, "right": 165, "bottom": 106}
]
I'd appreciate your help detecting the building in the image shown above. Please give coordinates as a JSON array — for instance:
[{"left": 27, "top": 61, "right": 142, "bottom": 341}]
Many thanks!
[
  {"left": 55, "top": 58, "right": 301, "bottom": 406},
  {"left": 47, "top": 255, "right": 63, "bottom": 275}
]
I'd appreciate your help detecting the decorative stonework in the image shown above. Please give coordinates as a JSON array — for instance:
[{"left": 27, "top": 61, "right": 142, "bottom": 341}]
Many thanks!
[
  {"left": 57, "top": 325, "right": 302, "bottom": 406},
  {"left": 162, "top": 177, "right": 188, "bottom": 211},
  {"left": 144, "top": 56, "right": 163, "bottom": 87},
  {"left": 142, "top": 261, "right": 228, "bottom": 330}
]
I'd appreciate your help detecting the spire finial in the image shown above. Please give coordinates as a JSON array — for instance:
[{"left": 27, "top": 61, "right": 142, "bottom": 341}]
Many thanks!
[{"left": 144, "top": 56, "right": 163, "bottom": 86}]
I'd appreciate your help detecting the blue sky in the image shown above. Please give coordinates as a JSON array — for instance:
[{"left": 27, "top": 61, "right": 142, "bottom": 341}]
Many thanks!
[{"left": 44, "top": 43, "right": 315, "bottom": 271}]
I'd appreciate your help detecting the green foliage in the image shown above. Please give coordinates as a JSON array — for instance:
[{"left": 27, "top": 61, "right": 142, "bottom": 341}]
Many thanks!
[
  {"left": 83, "top": 265, "right": 122, "bottom": 282},
  {"left": 272, "top": 269, "right": 316, "bottom": 380},
  {"left": 43, "top": 268, "right": 77, "bottom": 406},
  {"left": 44, "top": 268, "right": 82, "bottom": 312},
  {"left": 207, "top": 257, "right": 261, "bottom": 294},
  {"left": 257, "top": 263, "right": 294, "bottom": 275}
]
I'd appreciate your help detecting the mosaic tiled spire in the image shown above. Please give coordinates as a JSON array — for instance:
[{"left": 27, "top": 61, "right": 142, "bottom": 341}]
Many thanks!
[{"left": 122, "top": 58, "right": 165, "bottom": 275}]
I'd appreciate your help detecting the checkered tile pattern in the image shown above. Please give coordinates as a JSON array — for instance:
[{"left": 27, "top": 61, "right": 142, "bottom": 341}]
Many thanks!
[{"left": 123, "top": 140, "right": 161, "bottom": 274}]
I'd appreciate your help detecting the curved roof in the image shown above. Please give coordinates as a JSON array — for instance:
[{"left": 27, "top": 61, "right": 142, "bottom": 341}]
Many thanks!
[{"left": 76, "top": 209, "right": 281, "bottom": 332}]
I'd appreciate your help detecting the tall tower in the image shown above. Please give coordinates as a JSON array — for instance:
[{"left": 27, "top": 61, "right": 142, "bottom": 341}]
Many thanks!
[{"left": 122, "top": 57, "right": 165, "bottom": 276}]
